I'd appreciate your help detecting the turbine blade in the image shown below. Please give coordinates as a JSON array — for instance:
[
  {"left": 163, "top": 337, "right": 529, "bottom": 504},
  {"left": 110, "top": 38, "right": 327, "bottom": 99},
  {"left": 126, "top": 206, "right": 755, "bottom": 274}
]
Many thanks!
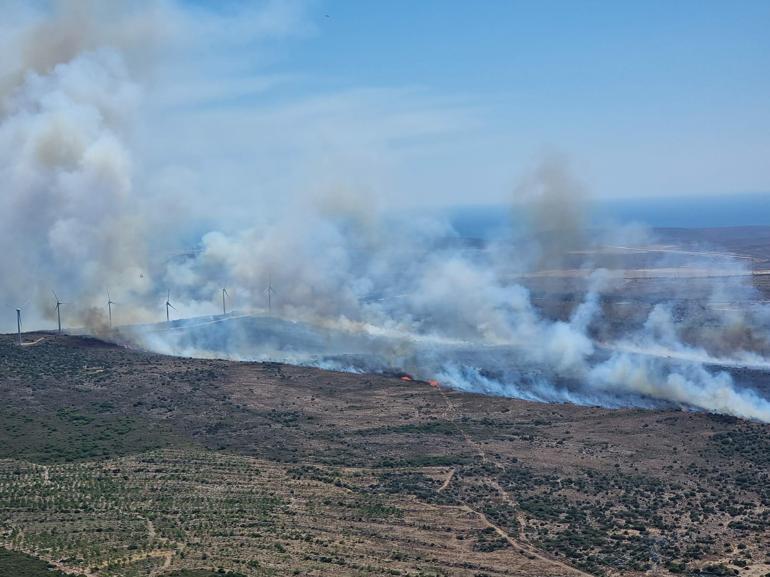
[{"left": 168, "top": 303, "right": 177, "bottom": 310}]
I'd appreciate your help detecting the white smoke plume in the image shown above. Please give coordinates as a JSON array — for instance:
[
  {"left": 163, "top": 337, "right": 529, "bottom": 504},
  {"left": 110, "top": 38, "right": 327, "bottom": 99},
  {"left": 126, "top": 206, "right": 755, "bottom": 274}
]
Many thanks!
[
  {"left": 2, "top": 1, "right": 770, "bottom": 423},
  {"left": 0, "top": 1, "right": 160, "bottom": 327}
]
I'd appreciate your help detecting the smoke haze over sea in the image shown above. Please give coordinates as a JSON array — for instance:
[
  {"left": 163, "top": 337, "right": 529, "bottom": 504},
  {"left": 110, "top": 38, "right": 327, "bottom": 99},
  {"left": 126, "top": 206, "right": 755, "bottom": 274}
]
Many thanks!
[{"left": 2, "top": 2, "right": 770, "bottom": 423}]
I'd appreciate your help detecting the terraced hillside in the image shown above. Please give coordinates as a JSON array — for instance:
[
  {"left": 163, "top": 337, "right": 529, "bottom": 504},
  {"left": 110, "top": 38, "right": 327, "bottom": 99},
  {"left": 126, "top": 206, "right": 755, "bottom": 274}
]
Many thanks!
[{"left": 1, "top": 333, "right": 769, "bottom": 576}]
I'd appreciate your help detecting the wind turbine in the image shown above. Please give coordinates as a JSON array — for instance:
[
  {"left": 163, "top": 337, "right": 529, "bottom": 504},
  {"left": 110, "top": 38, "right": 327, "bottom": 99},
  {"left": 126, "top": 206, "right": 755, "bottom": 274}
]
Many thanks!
[
  {"left": 222, "top": 287, "right": 228, "bottom": 316},
  {"left": 16, "top": 307, "right": 22, "bottom": 345},
  {"left": 52, "top": 290, "right": 64, "bottom": 334},
  {"left": 107, "top": 290, "right": 116, "bottom": 329},
  {"left": 14, "top": 300, "right": 28, "bottom": 345},
  {"left": 165, "top": 290, "right": 176, "bottom": 323},
  {"left": 266, "top": 274, "right": 275, "bottom": 314}
]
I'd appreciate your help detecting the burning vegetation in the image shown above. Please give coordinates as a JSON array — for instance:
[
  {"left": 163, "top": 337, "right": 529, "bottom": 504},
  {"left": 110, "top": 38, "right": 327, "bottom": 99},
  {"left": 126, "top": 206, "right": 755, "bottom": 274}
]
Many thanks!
[{"left": 0, "top": 333, "right": 768, "bottom": 576}]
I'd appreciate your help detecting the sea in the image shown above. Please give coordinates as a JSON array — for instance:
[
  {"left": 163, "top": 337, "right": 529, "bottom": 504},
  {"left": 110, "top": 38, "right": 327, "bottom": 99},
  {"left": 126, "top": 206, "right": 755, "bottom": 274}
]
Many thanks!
[{"left": 446, "top": 192, "right": 770, "bottom": 239}]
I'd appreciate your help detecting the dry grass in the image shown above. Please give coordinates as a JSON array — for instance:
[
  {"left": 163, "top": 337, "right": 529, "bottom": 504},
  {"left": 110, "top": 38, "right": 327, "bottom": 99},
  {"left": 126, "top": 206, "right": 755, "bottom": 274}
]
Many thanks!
[{"left": 0, "top": 333, "right": 768, "bottom": 576}]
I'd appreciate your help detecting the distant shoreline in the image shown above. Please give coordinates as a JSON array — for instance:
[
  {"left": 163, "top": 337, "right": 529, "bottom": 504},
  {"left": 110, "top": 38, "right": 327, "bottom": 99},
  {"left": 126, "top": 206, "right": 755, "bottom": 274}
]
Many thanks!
[{"left": 444, "top": 192, "right": 770, "bottom": 238}]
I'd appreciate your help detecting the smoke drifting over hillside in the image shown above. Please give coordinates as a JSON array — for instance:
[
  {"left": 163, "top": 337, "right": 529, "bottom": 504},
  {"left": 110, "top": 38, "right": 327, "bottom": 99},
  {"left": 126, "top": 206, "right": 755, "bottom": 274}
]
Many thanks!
[
  {"left": 0, "top": 2, "right": 153, "bottom": 323},
  {"left": 2, "top": 2, "right": 770, "bottom": 422}
]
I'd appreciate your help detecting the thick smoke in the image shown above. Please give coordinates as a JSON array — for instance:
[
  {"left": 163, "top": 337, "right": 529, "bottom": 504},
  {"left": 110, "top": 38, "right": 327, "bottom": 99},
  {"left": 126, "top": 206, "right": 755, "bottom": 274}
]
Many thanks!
[
  {"left": 2, "top": 2, "right": 770, "bottom": 423},
  {"left": 0, "top": 2, "right": 160, "bottom": 329}
]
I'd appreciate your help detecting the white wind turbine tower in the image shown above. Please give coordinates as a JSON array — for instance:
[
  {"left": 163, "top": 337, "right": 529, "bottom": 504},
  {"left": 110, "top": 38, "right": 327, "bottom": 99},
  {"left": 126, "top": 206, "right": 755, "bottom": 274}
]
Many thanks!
[
  {"left": 14, "top": 300, "right": 28, "bottom": 346},
  {"left": 222, "top": 287, "right": 229, "bottom": 316},
  {"left": 165, "top": 290, "right": 176, "bottom": 323},
  {"left": 52, "top": 290, "right": 65, "bottom": 334},
  {"left": 266, "top": 274, "right": 276, "bottom": 314},
  {"left": 107, "top": 290, "right": 116, "bottom": 329}
]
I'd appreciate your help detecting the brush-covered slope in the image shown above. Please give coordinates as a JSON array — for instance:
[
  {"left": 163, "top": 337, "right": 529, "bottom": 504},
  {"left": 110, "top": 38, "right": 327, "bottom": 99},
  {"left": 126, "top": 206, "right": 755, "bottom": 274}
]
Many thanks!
[{"left": 0, "top": 333, "right": 769, "bottom": 577}]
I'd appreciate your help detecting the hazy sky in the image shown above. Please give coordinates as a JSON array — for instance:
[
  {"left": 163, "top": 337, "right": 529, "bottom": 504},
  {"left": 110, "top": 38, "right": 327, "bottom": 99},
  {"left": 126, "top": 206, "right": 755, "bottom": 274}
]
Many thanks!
[
  {"left": 143, "top": 0, "right": 770, "bottom": 213},
  {"left": 4, "top": 0, "right": 770, "bottom": 224},
  {"left": 1, "top": 0, "right": 769, "bottom": 334}
]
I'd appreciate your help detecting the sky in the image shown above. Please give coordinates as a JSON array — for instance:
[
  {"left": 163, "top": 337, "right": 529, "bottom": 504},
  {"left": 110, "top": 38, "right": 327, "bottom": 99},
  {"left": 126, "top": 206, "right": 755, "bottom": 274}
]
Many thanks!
[
  {"left": 1, "top": 0, "right": 768, "bottom": 231},
  {"left": 149, "top": 0, "right": 770, "bottom": 214},
  {"left": 1, "top": 0, "right": 769, "bottom": 334}
]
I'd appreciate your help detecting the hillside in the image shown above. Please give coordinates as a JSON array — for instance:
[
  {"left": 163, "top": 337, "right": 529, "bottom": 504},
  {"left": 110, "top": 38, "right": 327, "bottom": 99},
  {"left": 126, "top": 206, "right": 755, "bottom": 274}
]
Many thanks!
[{"left": 1, "top": 333, "right": 769, "bottom": 577}]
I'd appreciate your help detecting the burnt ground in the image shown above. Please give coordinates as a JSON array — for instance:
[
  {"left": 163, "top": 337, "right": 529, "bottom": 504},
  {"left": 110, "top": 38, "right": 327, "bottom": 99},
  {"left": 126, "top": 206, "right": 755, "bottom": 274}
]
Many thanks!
[{"left": 1, "top": 333, "right": 769, "bottom": 577}]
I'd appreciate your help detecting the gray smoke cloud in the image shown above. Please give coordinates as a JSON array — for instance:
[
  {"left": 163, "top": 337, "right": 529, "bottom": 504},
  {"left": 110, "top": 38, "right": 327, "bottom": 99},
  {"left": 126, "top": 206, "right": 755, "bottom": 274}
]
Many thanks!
[
  {"left": 2, "top": 1, "right": 770, "bottom": 423},
  {"left": 0, "top": 1, "right": 163, "bottom": 330}
]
